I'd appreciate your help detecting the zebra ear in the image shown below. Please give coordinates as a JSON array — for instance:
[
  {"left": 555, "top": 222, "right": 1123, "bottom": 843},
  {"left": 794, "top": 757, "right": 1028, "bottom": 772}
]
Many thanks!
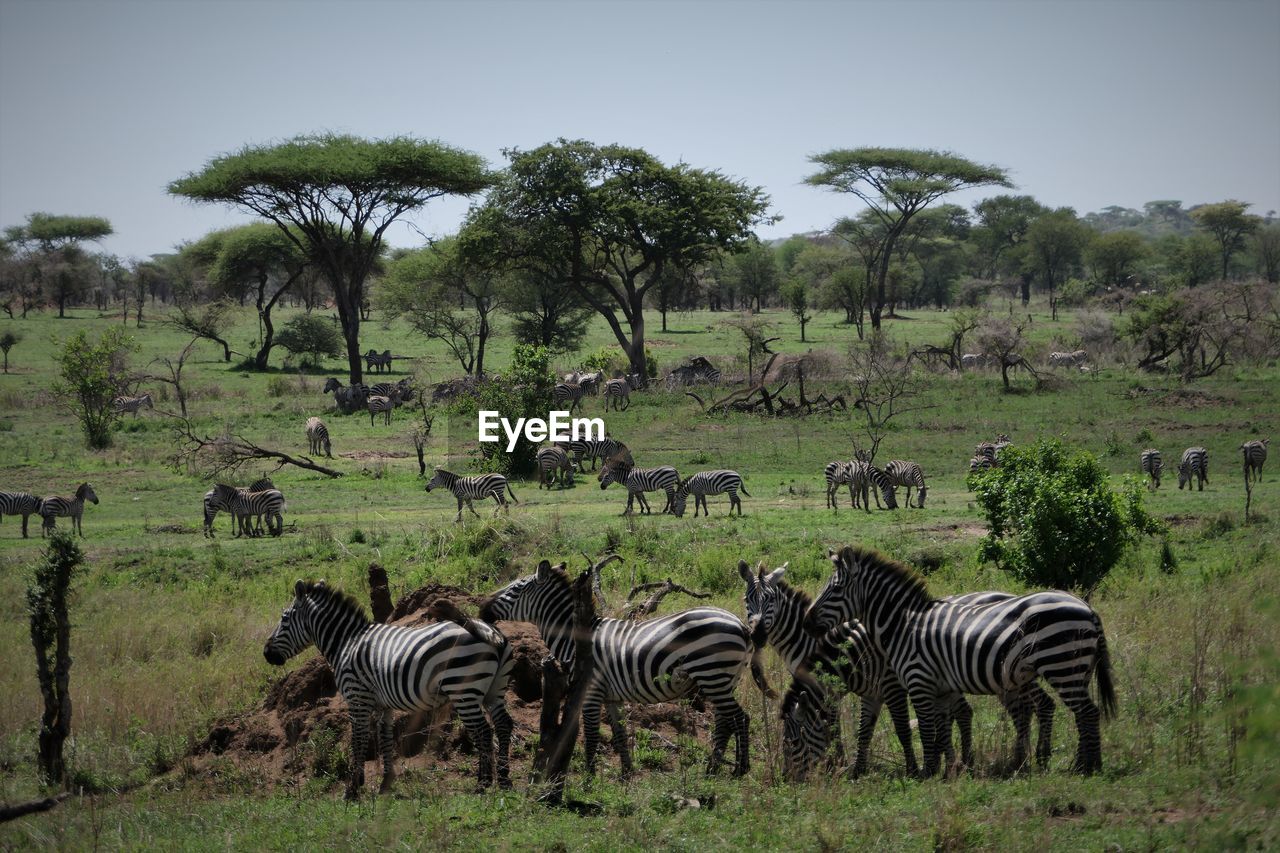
[
  {"left": 294, "top": 579, "right": 307, "bottom": 597},
  {"left": 536, "top": 560, "right": 553, "bottom": 583},
  {"left": 737, "top": 560, "right": 753, "bottom": 584},
  {"left": 827, "top": 548, "right": 836, "bottom": 559},
  {"left": 765, "top": 563, "right": 789, "bottom": 585}
]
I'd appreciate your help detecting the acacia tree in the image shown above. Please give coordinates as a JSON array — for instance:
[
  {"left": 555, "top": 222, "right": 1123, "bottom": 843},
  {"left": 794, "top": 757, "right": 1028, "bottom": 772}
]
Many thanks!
[
  {"left": 1087, "top": 230, "right": 1147, "bottom": 288},
  {"left": 1192, "top": 200, "right": 1259, "bottom": 280},
  {"left": 971, "top": 194, "right": 1047, "bottom": 303},
  {"left": 169, "top": 134, "right": 494, "bottom": 383},
  {"left": 479, "top": 140, "right": 773, "bottom": 380},
  {"left": 806, "top": 148, "right": 1010, "bottom": 331},
  {"left": 1024, "top": 208, "right": 1091, "bottom": 320},
  {"left": 19, "top": 213, "right": 113, "bottom": 318}
]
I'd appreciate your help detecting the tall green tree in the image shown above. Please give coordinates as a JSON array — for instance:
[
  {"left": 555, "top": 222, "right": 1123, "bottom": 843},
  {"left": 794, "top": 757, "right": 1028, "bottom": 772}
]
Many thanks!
[
  {"left": 169, "top": 134, "right": 494, "bottom": 383},
  {"left": 971, "top": 194, "right": 1047, "bottom": 303},
  {"left": 15, "top": 213, "right": 113, "bottom": 317},
  {"left": 1192, "top": 200, "right": 1259, "bottom": 279},
  {"left": 729, "top": 239, "right": 780, "bottom": 314},
  {"left": 479, "top": 140, "right": 772, "bottom": 380},
  {"left": 1087, "top": 230, "right": 1148, "bottom": 289},
  {"left": 805, "top": 148, "right": 1010, "bottom": 330},
  {"left": 1024, "top": 208, "right": 1091, "bottom": 320},
  {"left": 1252, "top": 223, "right": 1280, "bottom": 284}
]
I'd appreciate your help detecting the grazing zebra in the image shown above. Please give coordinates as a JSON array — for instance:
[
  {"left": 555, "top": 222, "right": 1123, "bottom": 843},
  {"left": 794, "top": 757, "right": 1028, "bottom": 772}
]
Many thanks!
[
  {"left": 112, "top": 393, "right": 153, "bottom": 415},
  {"left": 552, "top": 382, "right": 586, "bottom": 414},
  {"left": 425, "top": 468, "right": 518, "bottom": 522},
  {"left": 266, "top": 580, "right": 513, "bottom": 796},
  {"left": 1048, "top": 350, "right": 1088, "bottom": 369},
  {"left": 603, "top": 377, "right": 632, "bottom": 411},
  {"left": 1178, "top": 446, "right": 1209, "bottom": 491},
  {"left": 742, "top": 563, "right": 1055, "bottom": 778},
  {"left": 366, "top": 395, "right": 394, "bottom": 426},
  {"left": 1, "top": 491, "right": 43, "bottom": 538},
  {"left": 578, "top": 371, "right": 602, "bottom": 396},
  {"left": 479, "top": 559, "right": 762, "bottom": 776},
  {"left": 202, "top": 477, "right": 274, "bottom": 538},
  {"left": 1140, "top": 449, "right": 1163, "bottom": 490},
  {"left": 805, "top": 545, "right": 1117, "bottom": 775},
  {"left": 672, "top": 470, "right": 750, "bottom": 517},
  {"left": 884, "top": 460, "right": 928, "bottom": 508},
  {"left": 824, "top": 460, "right": 857, "bottom": 509},
  {"left": 211, "top": 483, "right": 285, "bottom": 537},
  {"left": 974, "top": 442, "right": 997, "bottom": 464},
  {"left": 306, "top": 417, "right": 332, "bottom": 458},
  {"left": 968, "top": 454, "right": 994, "bottom": 477},
  {"left": 581, "top": 437, "right": 631, "bottom": 471},
  {"left": 849, "top": 461, "right": 898, "bottom": 512},
  {"left": 363, "top": 349, "right": 393, "bottom": 374},
  {"left": 1241, "top": 439, "right": 1268, "bottom": 483},
  {"left": 40, "top": 483, "right": 99, "bottom": 537},
  {"left": 323, "top": 377, "right": 369, "bottom": 415},
  {"left": 536, "top": 446, "right": 575, "bottom": 489},
  {"left": 598, "top": 462, "right": 679, "bottom": 515}
]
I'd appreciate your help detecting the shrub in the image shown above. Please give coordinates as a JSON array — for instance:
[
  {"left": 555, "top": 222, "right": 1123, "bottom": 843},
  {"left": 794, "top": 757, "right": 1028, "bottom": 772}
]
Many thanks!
[
  {"left": 275, "top": 315, "right": 342, "bottom": 367},
  {"left": 452, "top": 344, "right": 553, "bottom": 477},
  {"left": 52, "top": 327, "right": 138, "bottom": 450},
  {"left": 971, "top": 438, "right": 1162, "bottom": 594}
]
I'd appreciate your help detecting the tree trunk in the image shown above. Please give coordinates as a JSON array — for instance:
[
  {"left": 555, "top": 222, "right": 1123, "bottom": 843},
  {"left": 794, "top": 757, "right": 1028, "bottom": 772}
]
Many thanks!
[
  {"left": 1020, "top": 273, "right": 1031, "bottom": 306},
  {"left": 476, "top": 311, "right": 489, "bottom": 378},
  {"left": 58, "top": 292, "right": 66, "bottom": 319},
  {"left": 255, "top": 309, "right": 275, "bottom": 370},
  {"left": 627, "top": 305, "right": 647, "bottom": 383},
  {"left": 334, "top": 284, "right": 363, "bottom": 385}
]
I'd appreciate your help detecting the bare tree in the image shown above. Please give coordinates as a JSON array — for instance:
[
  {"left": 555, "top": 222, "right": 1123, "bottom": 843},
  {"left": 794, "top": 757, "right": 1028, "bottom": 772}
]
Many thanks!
[
  {"left": 848, "top": 337, "right": 929, "bottom": 460},
  {"left": 169, "top": 416, "right": 342, "bottom": 479},
  {"left": 147, "top": 339, "right": 197, "bottom": 418},
  {"left": 975, "top": 316, "right": 1041, "bottom": 391}
]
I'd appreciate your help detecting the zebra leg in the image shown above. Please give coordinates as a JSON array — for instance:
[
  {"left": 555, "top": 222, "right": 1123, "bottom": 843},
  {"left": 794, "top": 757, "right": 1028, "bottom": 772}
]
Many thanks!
[
  {"left": 488, "top": 701, "right": 514, "bottom": 789},
  {"left": 1029, "top": 682, "right": 1056, "bottom": 769},
  {"left": 346, "top": 703, "right": 372, "bottom": 800},
  {"left": 883, "top": 687, "right": 920, "bottom": 777},
  {"left": 582, "top": 696, "right": 604, "bottom": 775},
  {"left": 908, "top": 687, "right": 943, "bottom": 777},
  {"left": 378, "top": 709, "right": 397, "bottom": 794},
  {"left": 1054, "top": 682, "right": 1103, "bottom": 775},
  {"left": 949, "top": 695, "right": 974, "bottom": 769},
  {"left": 636, "top": 491, "right": 651, "bottom": 515},
  {"left": 706, "top": 710, "right": 732, "bottom": 774},
  {"left": 457, "top": 701, "right": 495, "bottom": 789},
  {"left": 454, "top": 497, "right": 464, "bottom": 523},
  {"left": 605, "top": 701, "right": 633, "bottom": 779},
  {"left": 1001, "top": 691, "right": 1032, "bottom": 773},
  {"left": 853, "top": 697, "right": 880, "bottom": 777},
  {"left": 733, "top": 705, "right": 751, "bottom": 776}
]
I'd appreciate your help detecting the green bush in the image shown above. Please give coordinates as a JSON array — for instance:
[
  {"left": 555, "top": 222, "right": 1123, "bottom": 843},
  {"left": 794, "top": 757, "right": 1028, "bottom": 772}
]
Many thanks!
[
  {"left": 52, "top": 327, "right": 138, "bottom": 450},
  {"left": 971, "top": 438, "right": 1162, "bottom": 594},
  {"left": 451, "top": 344, "right": 553, "bottom": 477},
  {"left": 275, "top": 315, "right": 342, "bottom": 366}
]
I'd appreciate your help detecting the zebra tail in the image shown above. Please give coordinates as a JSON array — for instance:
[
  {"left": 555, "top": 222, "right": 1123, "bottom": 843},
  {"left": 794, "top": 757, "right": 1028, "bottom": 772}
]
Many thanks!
[
  {"left": 506, "top": 482, "right": 519, "bottom": 503},
  {"left": 738, "top": 481, "right": 751, "bottom": 497},
  {"left": 749, "top": 645, "right": 778, "bottom": 700},
  {"left": 1093, "top": 613, "right": 1118, "bottom": 721}
]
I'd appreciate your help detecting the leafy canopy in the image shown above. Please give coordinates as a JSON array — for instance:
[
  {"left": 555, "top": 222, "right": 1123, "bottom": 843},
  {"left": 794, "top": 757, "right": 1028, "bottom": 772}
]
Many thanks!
[
  {"left": 52, "top": 327, "right": 138, "bottom": 450},
  {"left": 22, "top": 213, "right": 113, "bottom": 247},
  {"left": 806, "top": 148, "right": 1011, "bottom": 217}
]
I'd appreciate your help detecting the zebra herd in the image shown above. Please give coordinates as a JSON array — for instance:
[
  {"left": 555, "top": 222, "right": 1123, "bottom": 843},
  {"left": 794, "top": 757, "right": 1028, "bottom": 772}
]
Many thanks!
[
  {"left": 265, "top": 541, "right": 1116, "bottom": 798},
  {"left": 0, "top": 483, "right": 99, "bottom": 537},
  {"left": 1137, "top": 440, "right": 1268, "bottom": 493},
  {"left": 203, "top": 478, "right": 286, "bottom": 538}
]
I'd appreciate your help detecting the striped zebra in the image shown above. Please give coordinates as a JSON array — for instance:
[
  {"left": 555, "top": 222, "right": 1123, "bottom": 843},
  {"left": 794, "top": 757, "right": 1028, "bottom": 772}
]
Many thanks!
[
  {"left": 479, "top": 559, "right": 762, "bottom": 776},
  {"left": 211, "top": 483, "right": 285, "bottom": 537},
  {"left": 366, "top": 395, "right": 394, "bottom": 426},
  {"left": 552, "top": 382, "right": 586, "bottom": 414},
  {"left": 1177, "top": 446, "right": 1209, "bottom": 491},
  {"left": 203, "top": 477, "right": 274, "bottom": 538},
  {"left": 306, "top": 417, "right": 332, "bottom": 458},
  {"left": 741, "top": 563, "right": 1054, "bottom": 778},
  {"left": 425, "top": 468, "right": 518, "bottom": 522},
  {"left": 556, "top": 437, "right": 629, "bottom": 472},
  {"left": 1140, "top": 449, "right": 1163, "bottom": 490},
  {"left": 112, "top": 393, "right": 153, "bottom": 415},
  {"left": 884, "top": 460, "right": 928, "bottom": 508},
  {"left": 1, "top": 491, "right": 43, "bottom": 538},
  {"left": 974, "top": 442, "right": 997, "bottom": 464},
  {"left": 40, "top": 483, "right": 99, "bottom": 537},
  {"left": 603, "top": 378, "right": 631, "bottom": 412},
  {"left": 598, "top": 461, "right": 679, "bottom": 515},
  {"left": 959, "top": 353, "right": 990, "bottom": 369},
  {"left": 968, "top": 454, "right": 994, "bottom": 476},
  {"left": 536, "top": 446, "right": 575, "bottom": 489},
  {"left": 265, "top": 580, "right": 513, "bottom": 796},
  {"left": 672, "top": 470, "right": 749, "bottom": 517},
  {"left": 1048, "top": 350, "right": 1088, "bottom": 369},
  {"left": 849, "top": 461, "right": 898, "bottom": 512},
  {"left": 1241, "top": 439, "right": 1268, "bottom": 483},
  {"left": 578, "top": 371, "right": 602, "bottom": 396},
  {"left": 368, "top": 380, "right": 413, "bottom": 405},
  {"left": 805, "top": 545, "right": 1117, "bottom": 776},
  {"left": 824, "top": 460, "right": 857, "bottom": 509},
  {"left": 993, "top": 434, "right": 1013, "bottom": 459},
  {"left": 363, "top": 349, "right": 393, "bottom": 374}
]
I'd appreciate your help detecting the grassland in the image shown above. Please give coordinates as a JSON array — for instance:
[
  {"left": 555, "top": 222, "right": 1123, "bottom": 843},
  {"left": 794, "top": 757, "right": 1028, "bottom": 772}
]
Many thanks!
[{"left": 1, "top": 301, "right": 1277, "bottom": 850}]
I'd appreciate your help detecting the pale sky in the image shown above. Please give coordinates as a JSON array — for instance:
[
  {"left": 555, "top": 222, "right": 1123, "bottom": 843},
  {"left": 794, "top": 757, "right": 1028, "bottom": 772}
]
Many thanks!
[{"left": 1, "top": 0, "right": 1277, "bottom": 260}]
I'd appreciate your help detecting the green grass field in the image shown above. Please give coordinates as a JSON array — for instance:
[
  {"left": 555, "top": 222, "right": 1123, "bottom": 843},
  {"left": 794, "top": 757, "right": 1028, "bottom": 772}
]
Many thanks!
[{"left": 1, "top": 302, "right": 1278, "bottom": 850}]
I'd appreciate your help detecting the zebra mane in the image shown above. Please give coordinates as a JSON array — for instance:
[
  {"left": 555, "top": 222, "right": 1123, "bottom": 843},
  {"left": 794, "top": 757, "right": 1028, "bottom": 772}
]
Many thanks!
[
  {"left": 299, "top": 581, "right": 371, "bottom": 625},
  {"left": 842, "top": 544, "right": 932, "bottom": 604},
  {"left": 770, "top": 575, "right": 812, "bottom": 611}
]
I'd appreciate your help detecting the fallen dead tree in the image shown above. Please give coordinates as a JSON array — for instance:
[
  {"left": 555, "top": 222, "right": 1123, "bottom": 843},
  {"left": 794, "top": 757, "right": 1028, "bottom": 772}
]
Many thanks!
[
  {"left": 169, "top": 415, "right": 343, "bottom": 479},
  {"left": 686, "top": 354, "right": 846, "bottom": 416}
]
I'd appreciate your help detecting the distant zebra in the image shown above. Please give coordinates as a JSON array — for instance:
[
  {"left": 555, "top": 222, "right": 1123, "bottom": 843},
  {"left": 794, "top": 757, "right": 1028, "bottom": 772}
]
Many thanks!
[
  {"left": 603, "top": 377, "right": 632, "bottom": 411},
  {"left": 323, "top": 378, "right": 369, "bottom": 415},
  {"left": 266, "top": 580, "right": 513, "bottom": 796},
  {"left": 536, "top": 446, "right": 575, "bottom": 489},
  {"left": 211, "top": 483, "right": 285, "bottom": 537},
  {"left": 742, "top": 564, "right": 1055, "bottom": 778},
  {"left": 1049, "top": 350, "right": 1088, "bottom": 369},
  {"left": 806, "top": 545, "right": 1117, "bottom": 775},
  {"left": 849, "top": 461, "right": 898, "bottom": 512},
  {"left": 0, "top": 491, "right": 42, "bottom": 538},
  {"left": 960, "top": 353, "right": 989, "bottom": 369},
  {"left": 480, "top": 559, "right": 762, "bottom": 776},
  {"left": 1140, "top": 449, "right": 1163, "bottom": 490},
  {"left": 993, "top": 433, "right": 1013, "bottom": 459},
  {"left": 368, "top": 379, "right": 413, "bottom": 405},
  {"left": 884, "top": 460, "right": 928, "bottom": 508},
  {"left": 672, "top": 470, "right": 749, "bottom": 517},
  {"left": 974, "top": 442, "right": 997, "bottom": 464},
  {"left": 1178, "top": 446, "right": 1209, "bottom": 491},
  {"left": 425, "top": 468, "right": 518, "bottom": 522},
  {"left": 584, "top": 437, "right": 631, "bottom": 471},
  {"left": 552, "top": 382, "right": 586, "bottom": 414},
  {"left": 306, "top": 417, "right": 332, "bottom": 458},
  {"left": 968, "top": 455, "right": 994, "bottom": 477},
  {"left": 1241, "top": 439, "right": 1269, "bottom": 483},
  {"left": 112, "top": 393, "right": 153, "bottom": 415},
  {"left": 363, "top": 349, "right": 393, "bottom": 374},
  {"left": 367, "top": 395, "right": 394, "bottom": 426},
  {"left": 598, "top": 462, "right": 679, "bottom": 515},
  {"left": 578, "top": 371, "right": 603, "bottom": 396},
  {"left": 823, "top": 461, "right": 857, "bottom": 509},
  {"left": 203, "top": 477, "right": 275, "bottom": 538},
  {"left": 40, "top": 483, "right": 99, "bottom": 537}
]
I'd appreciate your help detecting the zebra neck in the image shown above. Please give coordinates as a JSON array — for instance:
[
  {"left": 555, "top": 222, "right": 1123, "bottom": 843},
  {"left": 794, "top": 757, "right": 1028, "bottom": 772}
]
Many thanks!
[
  {"left": 769, "top": 623, "right": 816, "bottom": 675},
  {"left": 310, "top": 608, "right": 371, "bottom": 666}
]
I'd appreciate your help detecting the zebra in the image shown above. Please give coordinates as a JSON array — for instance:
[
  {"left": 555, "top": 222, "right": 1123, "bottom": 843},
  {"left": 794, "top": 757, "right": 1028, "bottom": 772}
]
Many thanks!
[
  {"left": 603, "top": 377, "right": 632, "bottom": 411},
  {"left": 849, "top": 461, "right": 898, "bottom": 512},
  {"left": 1178, "top": 446, "right": 1209, "bottom": 491},
  {"left": 672, "top": 470, "right": 750, "bottom": 517},
  {"left": 578, "top": 371, "right": 603, "bottom": 396},
  {"left": 805, "top": 545, "right": 1117, "bottom": 776},
  {"left": 1140, "top": 449, "right": 1163, "bottom": 490},
  {"left": 974, "top": 441, "right": 997, "bottom": 464},
  {"left": 203, "top": 477, "right": 274, "bottom": 538},
  {"left": 39, "top": 483, "right": 99, "bottom": 537},
  {"left": 1, "top": 491, "right": 43, "bottom": 538},
  {"left": 211, "top": 483, "right": 285, "bottom": 537},
  {"left": 306, "top": 417, "right": 332, "bottom": 458},
  {"left": 741, "top": 563, "right": 1055, "bottom": 778},
  {"left": 1241, "top": 439, "right": 1268, "bottom": 483},
  {"left": 884, "top": 460, "right": 928, "bottom": 508},
  {"left": 363, "top": 349, "right": 393, "bottom": 374},
  {"left": 323, "top": 378, "right": 369, "bottom": 415},
  {"left": 556, "top": 437, "right": 628, "bottom": 472},
  {"left": 552, "top": 382, "right": 586, "bottom": 414},
  {"left": 425, "top": 468, "right": 518, "bottom": 522},
  {"left": 1048, "top": 350, "right": 1088, "bottom": 369},
  {"left": 824, "top": 460, "right": 857, "bottom": 509},
  {"left": 112, "top": 393, "right": 153, "bottom": 416},
  {"left": 479, "top": 559, "right": 763, "bottom": 777},
  {"left": 265, "top": 580, "right": 513, "bottom": 796},
  {"left": 368, "top": 380, "right": 412, "bottom": 405},
  {"left": 598, "top": 461, "right": 679, "bottom": 515},
  {"left": 993, "top": 433, "right": 1013, "bottom": 459},
  {"left": 960, "top": 353, "right": 989, "bottom": 370},
  {"left": 968, "top": 454, "right": 994, "bottom": 476},
  {"left": 536, "top": 446, "right": 575, "bottom": 489},
  {"left": 366, "top": 395, "right": 394, "bottom": 426}
]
